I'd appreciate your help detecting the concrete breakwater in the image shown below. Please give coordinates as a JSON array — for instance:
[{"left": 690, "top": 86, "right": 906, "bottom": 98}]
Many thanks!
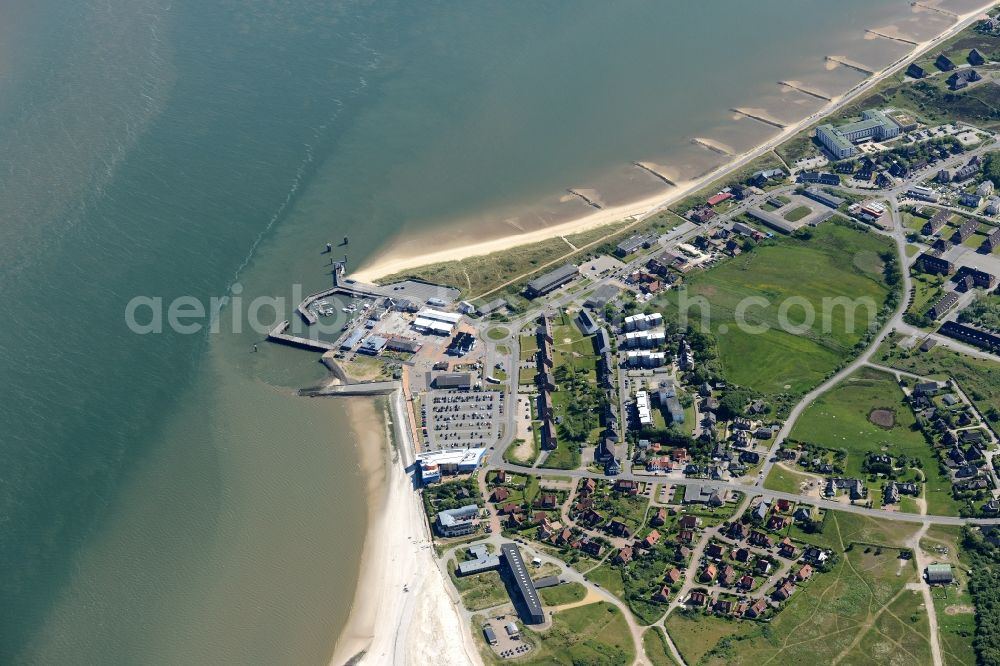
[
  {"left": 300, "top": 380, "right": 400, "bottom": 397},
  {"left": 267, "top": 320, "right": 338, "bottom": 352}
]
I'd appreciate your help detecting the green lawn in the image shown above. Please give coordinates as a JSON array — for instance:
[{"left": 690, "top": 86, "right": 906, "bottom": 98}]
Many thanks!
[
  {"left": 658, "top": 222, "right": 895, "bottom": 396},
  {"left": 666, "top": 511, "right": 930, "bottom": 666},
  {"left": 910, "top": 272, "right": 946, "bottom": 320},
  {"left": 790, "top": 367, "right": 962, "bottom": 516},
  {"left": 518, "top": 602, "right": 635, "bottom": 666},
  {"left": 487, "top": 326, "right": 509, "bottom": 341},
  {"left": 519, "top": 334, "right": 538, "bottom": 360},
  {"left": 763, "top": 465, "right": 815, "bottom": 495},
  {"left": 538, "top": 442, "right": 581, "bottom": 470},
  {"left": 539, "top": 582, "right": 587, "bottom": 606},
  {"left": 586, "top": 564, "right": 626, "bottom": 601},
  {"left": 783, "top": 205, "right": 812, "bottom": 222}
]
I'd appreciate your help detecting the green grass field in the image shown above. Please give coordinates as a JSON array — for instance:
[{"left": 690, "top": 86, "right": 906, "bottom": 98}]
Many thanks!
[
  {"left": 486, "top": 326, "right": 509, "bottom": 341},
  {"left": 665, "top": 511, "right": 930, "bottom": 666},
  {"left": 910, "top": 272, "right": 946, "bottom": 321},
  {"left": 764, "top": 464, "right": 816, "bottom": 495},
  {"left": 518, "top": 602, "right": 635, "bottom": 666},
  {"left": 539, "top": 582, "right": 587, "bottom": 606},
  {"left": 783, "top": 204, "right": 812, "bottom": 222},
  {"left": 659, "top": 222, "right": 894, "bottom": 396},
  {"left": 586, "top": 564, "right": 626, "bottom": 601},
  {"left": 790, "top": 367, "right": 962, "bottom": 516}
]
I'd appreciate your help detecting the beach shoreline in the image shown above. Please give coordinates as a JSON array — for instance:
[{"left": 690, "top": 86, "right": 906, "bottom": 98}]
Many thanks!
[
  {"left": 328, "top": 393, "right": 482, "bottom": 666},
  {"left": 350, "top": 1, "right": 996, "bottom": 285}
]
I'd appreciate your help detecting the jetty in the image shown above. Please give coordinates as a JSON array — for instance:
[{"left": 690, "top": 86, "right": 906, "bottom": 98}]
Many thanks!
[
  {"left": 267, "top": 320, "right": 338, "bottom": 352},
  {"left": 777, "top": 80, "right": 832, "bottom": 101},
  {"left": 301, "top": 380, "right": 400, "bottom": 397},
  {"left": 631, "top": 161, "right": 677, "bottom": 187},
  {"left": 730, "top": 108, "right": 787, "bottom": 129}
]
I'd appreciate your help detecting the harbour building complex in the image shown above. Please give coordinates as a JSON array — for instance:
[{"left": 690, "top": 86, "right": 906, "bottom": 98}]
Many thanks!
[{"left": 816, "top": 109, "right": 902, "bottom": 159}]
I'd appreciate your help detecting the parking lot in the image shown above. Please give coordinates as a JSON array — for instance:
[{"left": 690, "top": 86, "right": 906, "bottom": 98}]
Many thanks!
[
  {"left": 423, "top": 389, "right": 503, "bottom": 450},
  {"left": 482, "top": 616, "right": 533, "bottom": 660}
]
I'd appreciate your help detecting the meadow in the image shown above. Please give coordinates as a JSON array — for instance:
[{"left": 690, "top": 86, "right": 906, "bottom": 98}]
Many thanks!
[
  {"left": 658, "top": 222, "right": 895, "bottom": 396},
  {"left": 789, "top": 367, "right": 962, "bottom": 515},
  {"left": 518, "top": 602, "right": 635, "bottom": 666}
]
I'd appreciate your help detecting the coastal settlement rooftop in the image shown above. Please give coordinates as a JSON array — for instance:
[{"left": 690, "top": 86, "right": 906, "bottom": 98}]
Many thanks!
[{"left": 525, "top": 263, "right": 579, "bottom": 298}]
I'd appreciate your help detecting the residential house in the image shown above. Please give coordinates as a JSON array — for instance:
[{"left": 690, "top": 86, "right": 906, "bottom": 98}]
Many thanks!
[
  {"left": 614, "top": 546, "right": 633, "bottom": 564},
  {"left": 746, "top": 598, "right": 769, "bottom": 618}
]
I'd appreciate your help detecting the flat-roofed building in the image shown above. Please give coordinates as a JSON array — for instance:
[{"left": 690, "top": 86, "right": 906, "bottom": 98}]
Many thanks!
[
  {"left": 457, "top": 555, "right": 501, "bottom": 576},
  {"left": 908, "top": 185, "right": 939, "bottom": 202},
  {"left": 816, "top": 109, "right": 901, "bottom": 159},
  {"left": 804, "top": 187, "right": 845, "bottom": 209},
  {"left": 436, "top": 504, "right": 481, "bottom": 537},
  {"left": 418, "top": 448, "right": 487, "bottom": 484},
  {"left": 431, "top": 372, "right": 474, "bottom": 390},
  {"left": 525, "top": 263, "right": 579, "bottom": 298}
]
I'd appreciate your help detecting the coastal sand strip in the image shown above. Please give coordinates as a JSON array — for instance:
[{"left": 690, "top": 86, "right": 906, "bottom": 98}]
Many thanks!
[{"left": 328, "top": 395, "right": 482, "bottom": 666}]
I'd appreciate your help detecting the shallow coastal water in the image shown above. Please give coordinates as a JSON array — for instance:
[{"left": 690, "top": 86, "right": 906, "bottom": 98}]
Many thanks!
[{"left": 0, "top": 0, "right": 982, "bottom": 663}]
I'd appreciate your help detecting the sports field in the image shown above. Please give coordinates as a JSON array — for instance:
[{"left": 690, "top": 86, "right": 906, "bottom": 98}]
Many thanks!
[
  {"left": 789, "top": 367, "right": 962, "bottom": 516},
  {"left": 660, "top": 222, "right": 895, "bottom": 396}
]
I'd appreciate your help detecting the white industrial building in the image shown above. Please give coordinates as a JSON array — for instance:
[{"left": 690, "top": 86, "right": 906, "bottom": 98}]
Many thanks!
[{"left": 413, "top": 307, "right": 463, "bottom": 335}]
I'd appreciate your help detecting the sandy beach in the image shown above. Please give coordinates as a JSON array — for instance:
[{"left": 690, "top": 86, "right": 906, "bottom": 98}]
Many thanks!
[
  {"left": 350, "top": 1, "right": 995, "bottom": 285},
  {"left": 329, "top": 394, "right": 482, "bottom": 666}
]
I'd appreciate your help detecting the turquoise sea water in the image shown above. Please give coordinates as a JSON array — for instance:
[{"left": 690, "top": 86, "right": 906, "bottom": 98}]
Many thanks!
[{"left": 0, "top": 0, "right": 973, "bottom": 663}]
